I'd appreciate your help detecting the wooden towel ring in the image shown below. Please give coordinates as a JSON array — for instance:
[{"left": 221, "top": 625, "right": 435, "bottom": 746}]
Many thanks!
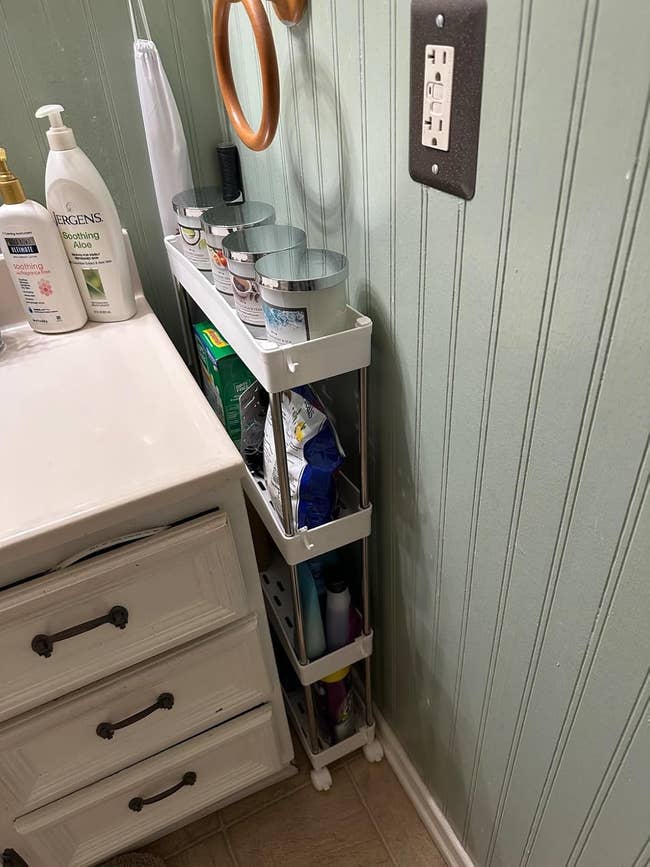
[{"left": 212, "top": 0, "right": 306, "bottom": 152}]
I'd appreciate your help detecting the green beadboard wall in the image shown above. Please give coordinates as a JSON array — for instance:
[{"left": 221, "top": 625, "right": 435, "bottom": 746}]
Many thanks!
[
  {"left": 2, "top": 2, "right": 648, "bottom": 866},
  {"left": 223, "top": 2, "right": 650, "bottom": 867},
  {"left": 0, "top": 0, "right": 227, "bottom": 353}
]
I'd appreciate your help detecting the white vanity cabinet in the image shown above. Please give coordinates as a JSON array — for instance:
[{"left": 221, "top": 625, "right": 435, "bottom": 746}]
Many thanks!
[
  {"left": 15, "top": 707, "right": 284, "bottom": 867},
  {"left": 0, "top": 616, "right": 273, "bottom": 815},
  {"left": 0, "top": 295, "right": 294, "bottom": 867},
  {"left": 0, "top": 513, "right": 249, "bottom": 724}
]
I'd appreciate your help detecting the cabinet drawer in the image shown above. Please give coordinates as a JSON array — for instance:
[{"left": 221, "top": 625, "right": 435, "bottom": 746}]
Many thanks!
[
  {"left": 0, "top": 616, "right": 271, "bottom": 813},
  {"left": 15, "top": 705, "right": 283, "bottom": 867},
  {"left": 0, "top": 512, "right": 248, "bottom": 723}
]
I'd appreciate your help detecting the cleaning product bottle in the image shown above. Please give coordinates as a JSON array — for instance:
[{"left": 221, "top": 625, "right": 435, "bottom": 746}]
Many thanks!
[
  {"left": 298, "top": 563, "right": 326, "bottom": 660},
  {"left": 35, "top": 104, "right": 135, "bottom": 322},
  {"left": 318, "top": 666, "right": 354, "bottom": 743},
  {"left": 325, "top": 575, "right": 352, "bottom": 651},
  {"left": 0, "top": 148, "right": 87, "bottom": 334}
]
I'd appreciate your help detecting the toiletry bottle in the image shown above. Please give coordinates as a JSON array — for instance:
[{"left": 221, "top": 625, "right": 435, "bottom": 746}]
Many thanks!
[
  {"left": 325, "top": 576, "right": 352, "bottom": 651},
  {"left": 35, "top": 104, "right": 135, "bottom": 322},
  {"left": 298, "top": 563, "right": 326, "bottom": 660},
  {"left": 0, "top": 148, "right": 87, "bottom": 334},
  {"left": 306, "top": 552, "right": 339, "bottom": 619},
  {"left": 319, "top": 666, "right": 354, "bottom": 743}
]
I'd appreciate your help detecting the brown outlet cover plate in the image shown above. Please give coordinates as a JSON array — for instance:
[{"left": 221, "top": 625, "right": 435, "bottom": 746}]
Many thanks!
[{"left": 409, "top": 0, "right": 487, "bottom": 200}]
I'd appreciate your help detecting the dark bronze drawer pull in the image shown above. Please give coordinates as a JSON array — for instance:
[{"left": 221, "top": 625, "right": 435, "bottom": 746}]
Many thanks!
[
  {"left": 31, "top": 605, "right": 129, "bottom": 658},
  {"left": 96, "top": 692, "right": 174, "bottom": 740},
  {"left": 128, "top": 771, "right": 197, "bottom": 812}
]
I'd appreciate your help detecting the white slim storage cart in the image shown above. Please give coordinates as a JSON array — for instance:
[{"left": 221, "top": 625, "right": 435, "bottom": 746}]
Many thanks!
[{"left": 165, "top": 235, "right": 383, "bottom": 790}]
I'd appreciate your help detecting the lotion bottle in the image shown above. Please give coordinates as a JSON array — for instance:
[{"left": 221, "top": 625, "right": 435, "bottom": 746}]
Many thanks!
[
  {"left": 35, "top": 104, "right": 135, "bottom": 322},
  {"left": 0, "top": 148, "right": 87, "bottom": 333},
  {"left": 325, "top": 576, "right": 352, "bottom": 652},
  {"left": 297, "top": 563, "right": 326, "bottom": 660}
]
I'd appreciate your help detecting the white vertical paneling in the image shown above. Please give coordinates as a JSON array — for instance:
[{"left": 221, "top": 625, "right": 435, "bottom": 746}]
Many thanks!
[
  {"left": 431, "top": 0, "right": 526, "bottom": 826},
  {"left": 527, "top": 472, "right": 650, "bottom": 867},
  {"left": 286, "top": 10, "right": 324, "bottom": 246},
  {"left": 267, "top": 2, "right": 295, "bottom": 224},
  {"left": 304, "top": 1, "right": 344, "bottom": 254},
  {"left": 479, "top": 1, "right": 650, "bottom": 861},
  {"left": 571, "top": 683, "right": 650, "bottom": 867},
  {"left": 455, "top": 0, "right": 595, "bottom": 852},
  {"left": 330, "top": 0, "right": 366, "bottom": 310},
  {"left": 510, "top": 116, "right": 650, "bottom": 867},
  {"left": 414, "top": 190, "right": 463, "bottom": 798},
  {"left": 227, "top": 3, "right": 264, "bottom": 199},
  {"left": 391, "top": 3, "right": 427, "bottom": 753}
]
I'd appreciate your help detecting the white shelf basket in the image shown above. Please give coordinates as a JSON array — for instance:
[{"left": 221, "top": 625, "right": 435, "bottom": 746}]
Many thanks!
[
  {"left": 284, "top": 687, "right": 376, "bottom": 772},
  {"left": 165, "top": 235, "right": 372, "bottom": 394},
  {"left": 261, "top": 556, "right": 373, "bottom": 685},
  {"left": 244, "top": 469, "right": 371, "bottom": 565}
]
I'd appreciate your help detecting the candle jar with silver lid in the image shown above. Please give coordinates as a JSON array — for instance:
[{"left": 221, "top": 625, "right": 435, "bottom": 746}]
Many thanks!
[
  {"left": 201, "top": 201, "right": 275, "bottom": 302},
  {"left": 171, "top": 186, "right": 222, "bottom": 271},
  {"left": 255, "top": 248, "right": 348, "bottom": 345},
  {"left": 222, "top": 224, "right": 306, "bottom": 338}
]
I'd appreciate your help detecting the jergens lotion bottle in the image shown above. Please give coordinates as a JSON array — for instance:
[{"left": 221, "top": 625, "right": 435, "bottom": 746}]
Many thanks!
[{"left": 35, "top": 104, "right": 136, "bottom": 322}]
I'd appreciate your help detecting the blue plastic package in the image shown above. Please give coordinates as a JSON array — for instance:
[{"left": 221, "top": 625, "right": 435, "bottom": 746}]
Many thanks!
[{"left": 263, "top": 385, "right": 345, "bottom": 529}]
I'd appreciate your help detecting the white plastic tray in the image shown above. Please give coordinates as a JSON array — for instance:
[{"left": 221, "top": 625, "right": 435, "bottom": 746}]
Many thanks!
[
  {"left": 283, "top": 686, "right": 375, "bottom": 771},
  {"left": 165, "top": 235, "right": 372, "bottom": 393},
  {"left": 244, "top": 469, "right": 371, "bottom": 565},
  {"left": 261, "top": 556, "right": 373, "bottom": 685}
]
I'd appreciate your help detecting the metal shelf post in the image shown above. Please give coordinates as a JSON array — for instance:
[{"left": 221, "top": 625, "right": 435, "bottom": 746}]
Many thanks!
[
  {"left": 269, "top": 391, "right": 319, "bottom": 755},
  {"left": 359, "top": 367, "right": 374, "bottom": 729},
  {"left": 172, "top": 277, "right": 202, "bottom": 385}
]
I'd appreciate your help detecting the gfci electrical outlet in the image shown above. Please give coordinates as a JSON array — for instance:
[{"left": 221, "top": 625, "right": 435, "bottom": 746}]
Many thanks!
[
  {"left": 409, "top": 0, "right": 487, "bottom": 200},
  {"left": 421, "top": 45, "right": 454, "bottom": 150}
]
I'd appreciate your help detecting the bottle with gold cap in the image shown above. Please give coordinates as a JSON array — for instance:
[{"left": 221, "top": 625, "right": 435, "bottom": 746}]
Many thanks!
[{"left": 0, "top": 148, "right": 87, "bottom": 333}]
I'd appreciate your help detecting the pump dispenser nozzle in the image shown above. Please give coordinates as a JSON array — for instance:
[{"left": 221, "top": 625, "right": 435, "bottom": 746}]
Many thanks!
[
  {"left": 35, "top": 103, "right": 77, "bottom": 151},
  {"left": 0, "top": 147, "right": 26, "bottom": 205},
  {"left": 35, "top": 103, "right": 65, "bottom": 127}
]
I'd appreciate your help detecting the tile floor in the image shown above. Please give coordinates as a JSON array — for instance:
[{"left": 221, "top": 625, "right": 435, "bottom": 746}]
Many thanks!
[{"left": 141, "top": 731, "right": 447, "bottom": 866}]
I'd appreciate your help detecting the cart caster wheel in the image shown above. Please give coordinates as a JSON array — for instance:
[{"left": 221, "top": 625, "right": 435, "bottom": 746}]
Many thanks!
[
  {"left": 363, "top": 739, "right": 384, "bottom": 763},
  {"left": 310, "top": 767, "right": 332, "bottom": 791}
]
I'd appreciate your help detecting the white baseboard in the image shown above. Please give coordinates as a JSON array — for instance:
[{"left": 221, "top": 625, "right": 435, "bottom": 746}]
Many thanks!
[{"left": 374, "top": 705, "right": 474, "bottom": 867}]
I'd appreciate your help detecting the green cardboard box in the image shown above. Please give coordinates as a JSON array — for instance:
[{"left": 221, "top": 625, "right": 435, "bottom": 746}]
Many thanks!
[{"left": 193, "top": 322, "right": 255, "bottom": 448}]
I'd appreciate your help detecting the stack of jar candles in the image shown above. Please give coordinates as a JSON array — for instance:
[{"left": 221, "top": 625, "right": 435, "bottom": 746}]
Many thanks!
[{"left": 197, "top": 201, "right": 348, "bottom": 346}]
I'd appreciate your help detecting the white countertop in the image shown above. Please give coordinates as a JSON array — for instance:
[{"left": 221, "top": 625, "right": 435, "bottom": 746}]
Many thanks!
[{"left": 0, "top": 294, "right": 243, "bottom": 585}]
